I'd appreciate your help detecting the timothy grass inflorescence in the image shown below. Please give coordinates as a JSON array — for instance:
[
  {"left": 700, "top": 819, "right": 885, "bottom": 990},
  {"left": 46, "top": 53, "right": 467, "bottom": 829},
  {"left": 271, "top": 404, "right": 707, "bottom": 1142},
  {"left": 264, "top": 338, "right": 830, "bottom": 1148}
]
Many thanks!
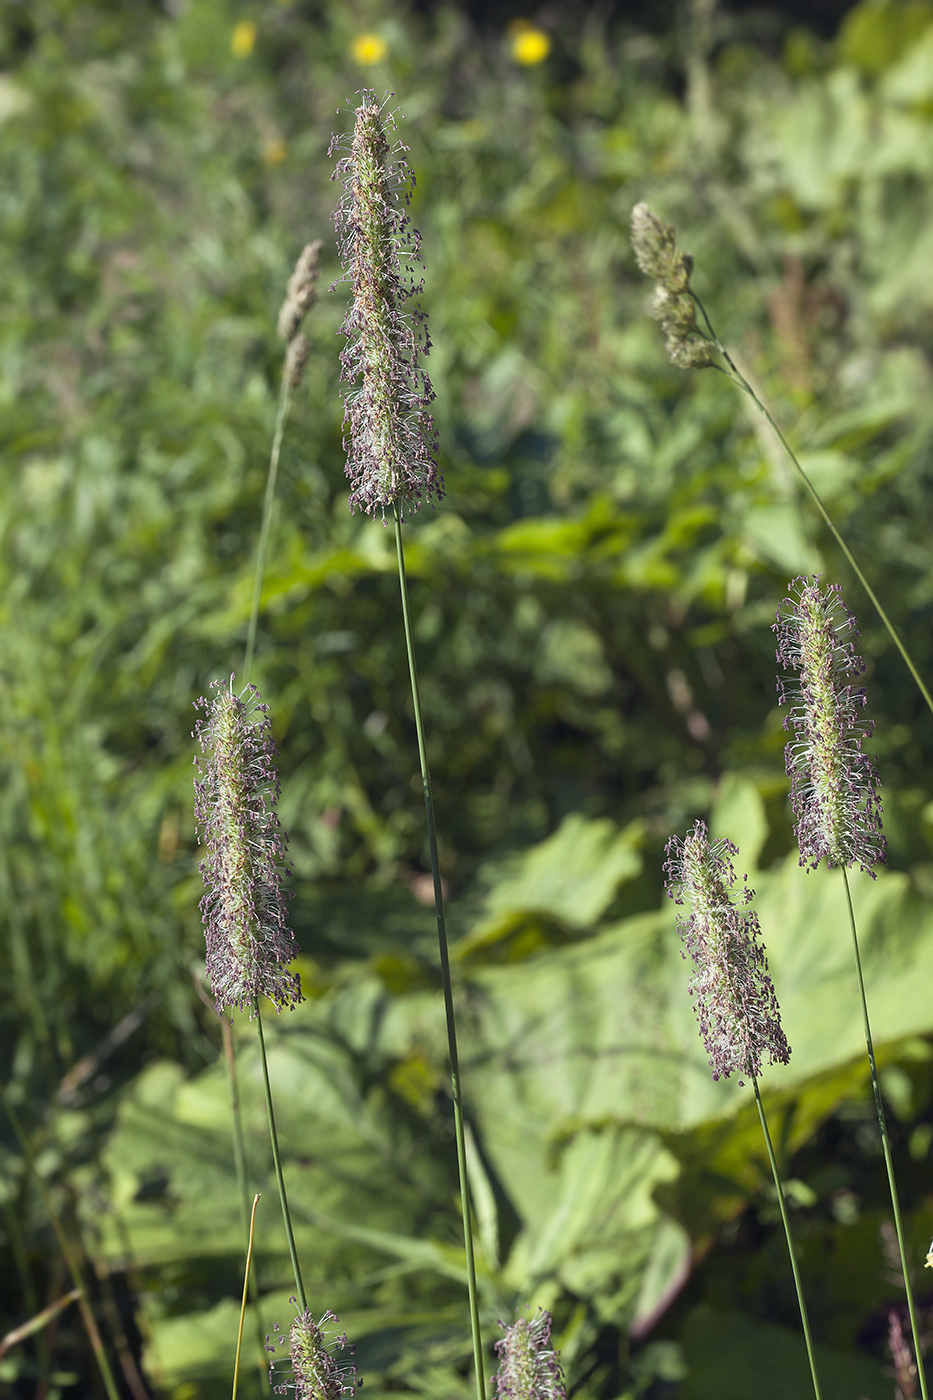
[
  {"left": 666, "top": 821, "right": 820, "bottom": 1396},
  {"left": 193, "top": 675, "right": 302, "bottom": 1015},
  {"left": 774, "top": 576, "right": 885, "bottom": 876},
  {"left": 630, "top": 202, "right": 714, "bottom": 370},
  {"left": 330, "top": 90, "right": 441, "bottom": 517},
  {"left": 278, "top": 238, "right": 322, "bottom": 391},
  {"left": 494, "top": 1310, "right": 567, "bottom": 1400},
  {"left": 269, "top": 1309, "right": 356, "bottom": 1400},
  {"left": 278, "top": 239, "right": 323, "bottom": 346},
  {"left": 329, "top": 88, "right": 484, "bottom": 1400},
  {"left": 664, "top": 820, "right": 790, "bottom": 1084}
]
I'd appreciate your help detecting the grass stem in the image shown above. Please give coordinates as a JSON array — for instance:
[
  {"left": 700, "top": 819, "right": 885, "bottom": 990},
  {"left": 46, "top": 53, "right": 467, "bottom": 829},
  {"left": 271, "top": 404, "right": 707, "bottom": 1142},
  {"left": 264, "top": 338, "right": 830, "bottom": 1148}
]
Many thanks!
[
  {"left": 255, "top": 1000, "right": 307, "bottom": 1312},
  {"left": 753, "top": 1076, "right": 823, "bottom": 1400},
  {"left": 222, "top": 1016, "right": 269, "bottom": 1384},
  {"left": 393, "top": 505, "right": 486, "bottom": 1400},
  {"left": 233, "top": 1193, "right": 261, "bottom": 1400},
  {"left": 841, "top": 868, "right": 928, "bottom": 1400},
  {"left": 0, "top": 1288, "right": 82, "bottom": 1360},
  {"left": 244, "top": 377, "right": 294, "bottom": 685},
  {"left": 692, "top": 292, "right": 933, "bottom": 721}
]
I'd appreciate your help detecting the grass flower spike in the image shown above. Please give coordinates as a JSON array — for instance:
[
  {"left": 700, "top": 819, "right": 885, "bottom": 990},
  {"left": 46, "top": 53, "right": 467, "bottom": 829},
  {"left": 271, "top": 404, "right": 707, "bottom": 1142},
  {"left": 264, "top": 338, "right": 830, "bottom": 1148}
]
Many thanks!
[
  {"left": 776, "top": 581, "right": 925, "bottom": 1394},
  {"left": 665, "top": 823, "right": 819, "bottom": 1396},
  {"left": 664, "top": 821, "right": 790, "bottom": 1083},
  {"left": 632, "top": 205, "right": 933, "bottom": 722},
  {"left": 774, "top": 576, "right": 885, "bottom": 876},
  {"left": 330, "top": 90, "right": 441, "bottom": 517},
  {"left": 330, "top": 90, "right": 482, "bottom": 1400},
  {"left": 494, "top": 1310, "right": 567, "bottom": 1400},
  {"left": 284, "top": 332, "right": 311, "bottom": 390},
  {"left": 270, "top": 1310, "right": 356, "bottom": 1400},
  {"left": 630, "top": 203, "right": 714, "bottom": 369},
  {"left": 888, "top": 1311, "right": 919, "bottom": 1400},
  {"left": 193, "top": 675, "right": 302, "bottom": 1015},
  {"left": 278, "top": 239, "right": 323, "bottom": 347},
  {"left": 243, "top": 241, "right": 322, "bottom": 679}
]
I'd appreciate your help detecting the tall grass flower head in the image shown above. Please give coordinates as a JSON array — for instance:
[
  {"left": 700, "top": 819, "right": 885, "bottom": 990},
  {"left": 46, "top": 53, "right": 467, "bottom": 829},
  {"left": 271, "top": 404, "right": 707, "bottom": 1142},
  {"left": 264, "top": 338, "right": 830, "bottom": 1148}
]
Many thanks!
[
  {"left": 774, "top": 576, "right": 885, "bottom": 876},
  {"left": 329, "top": 91, "right": 441, "bottom": 519},
  {"left": 494, "top": 1309, "right": 567, "bottom": 1400},
  {"left": 269, "top": 1309, "right": 356, "bottom": 1400},
  {"left": 888, "top": 1310, "right": 919, "bottom": 1400},
  {"left": 193, "top": 676, "right": 302, "bottom": 1016},
  {"left": 278, "top": 238, "right": 323, "bottom": 389},
  {"left": 630, "top": 203, "right": 714, "bottom": 370},
  {"left": 664, "top": 821, "right": 790, "bottom": 1083}
]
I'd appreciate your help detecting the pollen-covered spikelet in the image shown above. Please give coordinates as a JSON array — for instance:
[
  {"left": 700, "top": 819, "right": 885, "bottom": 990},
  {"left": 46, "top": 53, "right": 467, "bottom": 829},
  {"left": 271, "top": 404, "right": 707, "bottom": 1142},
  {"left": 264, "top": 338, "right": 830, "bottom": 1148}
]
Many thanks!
[
  {"left": 774, "top": 576, "right": 885, "bottom": 876},
  {"left": 193, "top": 676, "right": 302, "bottom": 1016},
  {"left": 269, "top": 1309, "right": 356, "bottom": 1400},
  {"left": 664, "top": 821, "right": 790, "bottom": 1084},
  {"left": 493, "top": 1309, "right": 567, "bottom": 1400},
  {"left": 329, "top": 91, "right": 441, "bottom": 518},
  {"left": 630, "top": 202, "right": 714, "bottom": 370}
]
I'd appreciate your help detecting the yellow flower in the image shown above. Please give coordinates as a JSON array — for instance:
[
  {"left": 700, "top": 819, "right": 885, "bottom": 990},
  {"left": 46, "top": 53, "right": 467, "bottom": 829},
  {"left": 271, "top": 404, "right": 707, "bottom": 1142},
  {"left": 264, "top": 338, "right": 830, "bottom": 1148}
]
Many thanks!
[
  {"left": 509, "top": 21, "right": 550, "bottom": 66},
  {"left": 263, "top": 137, "right": 287, "bottom": 166},
  {"left": 351, "top": 33, "right": 388, "bottom": 65},
  {"left": 231, "top": 20, "right": 257, "bottom": 58}
]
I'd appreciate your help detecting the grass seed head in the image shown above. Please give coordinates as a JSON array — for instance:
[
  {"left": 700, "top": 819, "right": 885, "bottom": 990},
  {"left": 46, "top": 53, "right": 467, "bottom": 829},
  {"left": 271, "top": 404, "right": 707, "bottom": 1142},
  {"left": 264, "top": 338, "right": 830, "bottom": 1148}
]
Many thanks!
[
  {"left": 494, "top": 1309, "right": 567, "bottom": 1400},
  {"left": 631, "top": 202, "right": 714, "bottom": 369},
  {"left": 278, "top": 239, "right": 324, "bottom": 345},
  {"left": 193, "top": 676, "right": 302, "bottom": 1016},
  {"left": 774, "top": 576, "right": 885, "bottom": 876},
  {"left": 270, "top": 1310, "right": 356, "bottom": 1400},
  {"left": 330, "top": 91, "right": 442, "bottom": 518},
  {"left": 664, "top": 821, "right": 791, "bottom": 1083}
]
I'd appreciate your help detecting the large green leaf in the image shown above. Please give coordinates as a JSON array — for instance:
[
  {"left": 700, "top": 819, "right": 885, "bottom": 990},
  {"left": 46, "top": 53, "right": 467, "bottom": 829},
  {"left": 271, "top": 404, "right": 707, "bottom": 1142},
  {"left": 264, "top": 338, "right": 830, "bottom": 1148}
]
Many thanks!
[{"left": 456, "top": 813, "right": 645, "bottom": 964}]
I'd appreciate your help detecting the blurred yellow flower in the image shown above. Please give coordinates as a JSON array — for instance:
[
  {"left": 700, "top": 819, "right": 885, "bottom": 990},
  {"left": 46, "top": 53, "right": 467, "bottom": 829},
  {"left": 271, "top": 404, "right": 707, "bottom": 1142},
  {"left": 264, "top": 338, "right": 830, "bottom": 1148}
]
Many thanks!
[
  {"left": 509, "top": 21, "right": 550, "bottom": 65},
  {"left": 231, "top": 20, "right": 257, "bottom": 58},
  {"left": 263, "top": 137, "right": 287, "bottom": 165},
  {"left": 351, "top": 33, "right": 388, "bottom": 65}
]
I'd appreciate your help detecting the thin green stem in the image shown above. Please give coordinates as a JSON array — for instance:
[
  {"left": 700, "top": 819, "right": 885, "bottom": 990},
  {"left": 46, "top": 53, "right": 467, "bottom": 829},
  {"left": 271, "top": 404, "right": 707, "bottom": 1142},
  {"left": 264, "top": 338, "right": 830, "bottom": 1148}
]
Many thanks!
[
  {"left": 255, "top": 1000, "right": 307, "bottom": 1312},
  {"left": 221, "top": 1016, "right": 269, "bottom": 1385},
  {"left": 393, "top": 506, "right": 486, "bottom": 1400},
  {"left": 691, "top": 292, "right": 933, "bottom": 721},
  {"left": 0, "top": 1081, "right": 121, "bottom": 1400},
  {"left": 233, "top": 1193, "right": 261, "bottom": 1400},
  {"left": 244, "top": 377, "right": 294, "bottom": 684},
  {"left": 752, "top": 1077, "right": 823, "bottom": 1400},
  {"left": 841, "top": 868, "right": 928, "bottom": 1400}
]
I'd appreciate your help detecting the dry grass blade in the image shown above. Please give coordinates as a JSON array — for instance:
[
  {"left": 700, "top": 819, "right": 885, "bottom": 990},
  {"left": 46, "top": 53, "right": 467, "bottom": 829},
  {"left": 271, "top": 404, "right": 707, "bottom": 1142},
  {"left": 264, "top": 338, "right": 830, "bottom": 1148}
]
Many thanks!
[{"left": 0, "top": 1289, "right": 83, "bottom": 1360}]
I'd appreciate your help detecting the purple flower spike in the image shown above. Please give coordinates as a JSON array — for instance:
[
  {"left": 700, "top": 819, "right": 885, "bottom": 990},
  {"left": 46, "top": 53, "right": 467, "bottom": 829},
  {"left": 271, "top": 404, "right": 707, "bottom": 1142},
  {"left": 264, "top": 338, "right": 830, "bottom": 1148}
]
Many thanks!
[
  {"left": 774, "top": 576, "right": 885, "bottom": 877},
  {"left": 270, "top": 1310, "right": 356, "bottom": 1400},
  {"left": 664, "top": 821, "right": 791, "bottom": 1084},
  {"left": 887, "top": 1309, "right": 918, "bottom": 1400},
  {"left": 494, "top": 1309, "right": 567, "bottom": 1400},
  {"left": 330, "top": 91, "right": 442, "bottom": 519},
  {"left": 193, "top": 676, "right": 302, "bottom": 1016}
]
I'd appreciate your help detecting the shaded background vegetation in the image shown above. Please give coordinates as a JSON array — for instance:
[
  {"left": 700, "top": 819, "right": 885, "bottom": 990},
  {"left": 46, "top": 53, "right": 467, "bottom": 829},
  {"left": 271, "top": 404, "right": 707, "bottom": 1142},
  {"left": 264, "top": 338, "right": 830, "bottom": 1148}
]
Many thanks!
[{"left": 3, "top": 0, "right": 933, "bottom": 1395}]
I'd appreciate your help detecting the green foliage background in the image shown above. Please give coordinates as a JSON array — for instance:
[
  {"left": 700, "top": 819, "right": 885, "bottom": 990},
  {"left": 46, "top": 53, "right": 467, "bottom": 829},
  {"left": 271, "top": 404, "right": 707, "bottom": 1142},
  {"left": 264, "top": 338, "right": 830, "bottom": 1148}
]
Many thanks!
[{"left": 3, "top": 0, "right": 933, "bottom": 1395}]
